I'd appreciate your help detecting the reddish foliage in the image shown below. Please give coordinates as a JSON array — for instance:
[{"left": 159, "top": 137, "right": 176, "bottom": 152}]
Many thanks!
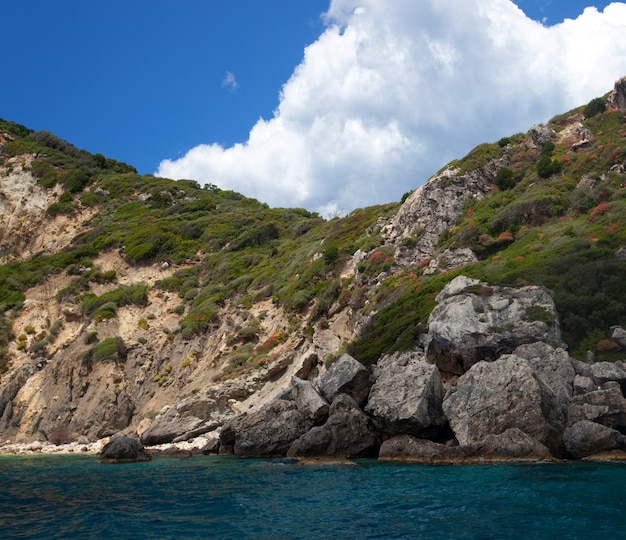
[
  {"left": 416, "top": 257, "right": 432, "bottom": 269},
  {"left": 589, "top": 201, "right": 609, "bottom": 221},
  {"left": 597, "top": 339, "right": 620, "bottom": 353},
  {"left": 496, "top": 231, "right": 514, "bottom": 243}
]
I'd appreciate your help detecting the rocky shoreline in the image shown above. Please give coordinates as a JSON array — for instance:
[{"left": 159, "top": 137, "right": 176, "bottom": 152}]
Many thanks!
[{"left": 3, "top": 276, "right": 626, "bottom": 464}]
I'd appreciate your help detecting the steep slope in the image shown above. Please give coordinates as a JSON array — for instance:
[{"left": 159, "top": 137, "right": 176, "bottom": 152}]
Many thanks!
[{"left": 0, "top": 77, "right": 625, "bottom": 451}]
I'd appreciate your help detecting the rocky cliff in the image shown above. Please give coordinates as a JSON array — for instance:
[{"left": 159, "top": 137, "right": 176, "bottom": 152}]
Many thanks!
[{"left": 1, "top": 77, "right": 626, "bottom": 461}]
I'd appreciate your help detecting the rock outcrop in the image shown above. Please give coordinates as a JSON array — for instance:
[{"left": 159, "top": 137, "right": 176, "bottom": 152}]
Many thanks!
[
  {"left": 608, "top": 75, "right": 626, "bottom": 111},
  {"left": 383, "top": 166, "right": 493, "bottom": 265},
  {"left": 426, "top": 276, "right": 562, "bottom": 374}
]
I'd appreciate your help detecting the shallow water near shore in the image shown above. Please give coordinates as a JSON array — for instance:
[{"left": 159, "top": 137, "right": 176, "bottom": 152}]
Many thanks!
[{"left": 0, "top": 455, "right": 624, "bottom": 539}]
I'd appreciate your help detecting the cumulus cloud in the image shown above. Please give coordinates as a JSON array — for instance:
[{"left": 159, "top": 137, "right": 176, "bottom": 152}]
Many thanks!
[{"left": 157, "top": 0, "right": 626, "bottom": 215}]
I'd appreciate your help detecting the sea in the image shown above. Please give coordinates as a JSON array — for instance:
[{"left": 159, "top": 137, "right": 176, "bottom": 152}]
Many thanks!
[{"left": 0, "top": 455, "right": 624, "bottom": 539}]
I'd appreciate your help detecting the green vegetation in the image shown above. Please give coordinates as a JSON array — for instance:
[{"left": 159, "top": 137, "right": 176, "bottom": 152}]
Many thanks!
[
  {"left": 83, "top": 337, "right": 127, "bottom": 363},
  {"left": 1, "top": 98, "right": 626, "bottom": 371}
]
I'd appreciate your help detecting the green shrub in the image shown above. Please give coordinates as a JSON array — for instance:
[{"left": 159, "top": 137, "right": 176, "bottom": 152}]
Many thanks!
[
  {"left": 583, "top": 97, "right": 606, "bottom": 118},
  {"left": 90, "top": 337, "right": 127, "bottom": 363},
  {"left": 81, "top": 285, "right": 148, "bottom": 318},
  {"left": 495, "top": 167, "right": 515, "bottom": 191}
]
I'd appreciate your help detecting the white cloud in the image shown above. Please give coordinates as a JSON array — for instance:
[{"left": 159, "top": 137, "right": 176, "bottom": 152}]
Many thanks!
[
  {"left": 157, "top": 0, "right": 626, "bottom": 215},
  {"left": 221, "top": 71, "right": 238, "bottom": 91}
]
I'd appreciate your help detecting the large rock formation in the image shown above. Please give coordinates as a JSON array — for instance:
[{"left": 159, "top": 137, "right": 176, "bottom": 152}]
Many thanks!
[
  {"left": 608, "top": 75, "right": 626, "bottom": 111},
  {"left": 426, "top": 276, "right": 562, "bottom": 374},
  {"left": 442, "top": 354, "right": 566, "bottom": 455}
]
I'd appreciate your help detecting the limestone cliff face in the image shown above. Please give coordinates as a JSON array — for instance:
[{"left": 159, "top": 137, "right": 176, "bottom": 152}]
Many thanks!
[
  {"left": 382, "top": 164, "right": 494, "bottom": 264},
  {"left": 0, "top": 158, "right": 94, "bottom": 265}
]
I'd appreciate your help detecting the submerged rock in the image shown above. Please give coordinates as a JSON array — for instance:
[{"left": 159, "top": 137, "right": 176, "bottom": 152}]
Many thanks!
[{"left": 98, "top": 435, "right": 151, "bottom": 463}]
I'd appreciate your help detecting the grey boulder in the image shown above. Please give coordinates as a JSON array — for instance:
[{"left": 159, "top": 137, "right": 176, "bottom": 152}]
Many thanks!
[
  {"left": 563, "top": 420, "right": 625, "bottom": 458},
  {"left": 365, "top": 352, "right": 446, "bottom": 437},
  {"left": 220, "top": 399, "right": 311, "bottom": 457},
  {"left": 99, "top": 435, "right": 151, "bottom": 463},
  {"left": 426, "top": 276, "right": 562, "bottom": 375},
  {"left": 316, "top": 354, "right": 371, "bottom": 407},
  {"left": 443, "top": 355, "right": 565, "bottom": 456},
  {"left": 287, "top": 394, "right": 379, "bottom": 458}
]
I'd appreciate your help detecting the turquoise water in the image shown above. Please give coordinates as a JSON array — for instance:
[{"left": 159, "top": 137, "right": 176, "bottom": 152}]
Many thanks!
[{"left": 0, "top": 455, "right": 624, "bottom": 539}]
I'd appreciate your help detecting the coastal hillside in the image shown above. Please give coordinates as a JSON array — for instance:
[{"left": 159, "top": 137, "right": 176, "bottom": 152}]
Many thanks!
[{"left": 1, "top": 77, "right": 626, "bottom": 460}]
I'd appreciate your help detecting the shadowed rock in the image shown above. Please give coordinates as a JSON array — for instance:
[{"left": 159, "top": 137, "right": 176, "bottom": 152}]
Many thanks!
[
  {"left": 98, "top": 435, "right": 151, "bottom": 463},
  {"left": 378, "top": 435, "right": 464, "bottom": 462},
  {"left": 287, "top": 394, "right": 379, "bottom": 459},
  {"left": 563, "top": 420, "right": 625, "bottom": 459},
  {"left": 463, "top": 429, "right": 553, "bottom": 461},
  {"left": 220, "top": 400, "right": 311, "bottom": 457}
]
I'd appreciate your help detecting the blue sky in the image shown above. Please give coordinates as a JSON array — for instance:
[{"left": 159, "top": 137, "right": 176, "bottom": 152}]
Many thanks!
[{"left": 3, "top": 1, "right": 625, "bottom": 215}]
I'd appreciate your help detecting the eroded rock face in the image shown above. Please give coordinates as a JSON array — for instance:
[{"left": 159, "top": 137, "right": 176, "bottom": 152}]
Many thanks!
[
  {"left": 608, "top": 75, "right": 626, "bottom": 111},
  {"left": 287, "top": 394, "right": 379, "bottom": 459},
  {"left": 443, "top": 355, "right": 565, "bottom": 455},
  {"left": 426, "top": 276, "right": 562, "bottom": 375},
  {"left": 365, "top": 352, "right": 446, "bottom": 438},
  {"left": 316, "top": 354, "right": 371, "bottom": 407}
]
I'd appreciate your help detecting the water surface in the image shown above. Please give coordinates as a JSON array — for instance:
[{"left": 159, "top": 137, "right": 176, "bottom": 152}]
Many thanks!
[{"left": 0, "top": 455, "right": 624, "bottom": 539}]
